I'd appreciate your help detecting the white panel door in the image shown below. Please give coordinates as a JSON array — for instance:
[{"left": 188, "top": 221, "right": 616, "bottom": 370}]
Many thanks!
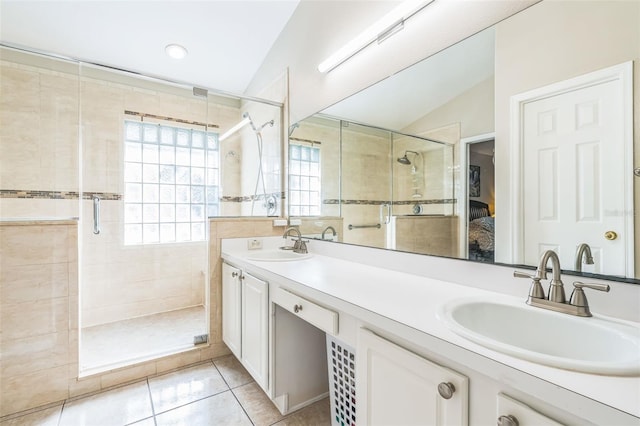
[
  {"left": 222, "top": 262, "right": 242, "bottom": 358},
  {"left": 523, "top": 77, "right": 627, "bottom": 276},
  {"left": 241, "top": 272, "right": 269, "bottom": 391},
  {"left": 357, "top": 328, "right": 468, "bottom": 426}
]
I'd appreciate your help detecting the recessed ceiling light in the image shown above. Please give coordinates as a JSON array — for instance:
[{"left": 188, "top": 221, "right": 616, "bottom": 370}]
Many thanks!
[{"left": 165, "top": 44, "right": 188, "bottom": 59}]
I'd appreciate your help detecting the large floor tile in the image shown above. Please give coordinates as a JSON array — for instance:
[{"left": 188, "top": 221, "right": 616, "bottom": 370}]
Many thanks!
[
  {"left": 58, "top": 381, "right": 153, "bottom": 426},
  {"left": 154, "top": 391, "right": 252, "bottom": 426},
  {"left": 213, "top": 355, "right": 253, "bottom": 389},
  {"left": 126, "top": 417, "right": 155, "bottom": 426},
  {"left": 148, "top": 362, "right": 228, "bottom": 414},
  {"left": 273, "top": 397, "right": 331, "bottom": 426},
  {"left": 0, "top": 405, "right": 62, "bottom": 426},
  {"left": 232, "top": 382, "right": 285, "bottom": 426}
]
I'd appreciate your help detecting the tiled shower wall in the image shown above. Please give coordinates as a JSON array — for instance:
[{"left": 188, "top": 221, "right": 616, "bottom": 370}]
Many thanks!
[{"left": 0, "top": 49, "right": 281, "bottom": 325}]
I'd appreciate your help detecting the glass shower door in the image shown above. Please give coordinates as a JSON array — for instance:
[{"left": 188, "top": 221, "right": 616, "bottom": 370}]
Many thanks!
[
  {"left": 340, "top": 122, "right": 392, "bottom": 249},
  {"left": 78, "top": 64, "right": 211, "bottom": 373}
]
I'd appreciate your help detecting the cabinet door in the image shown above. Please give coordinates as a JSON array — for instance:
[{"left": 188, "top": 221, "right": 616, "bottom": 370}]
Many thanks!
[
  {"left": 222, "top": 262, "right": 242, "bottom": 358},
  {"left": 242, "top": 272, "right": 269, "bottom": 391},
  {"left": 357, "top": 328, "right": 468, "bottom": 426}
]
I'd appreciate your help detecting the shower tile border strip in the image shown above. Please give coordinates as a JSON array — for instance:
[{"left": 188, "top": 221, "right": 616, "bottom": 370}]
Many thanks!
[
  {"left": 0, "top": 190, "right": 121, "bottom": 201},
  {"left": 323, "top": 199, "right": 457, "bottom": 205},
  {"left": 1, "top": 191, "right": 454, "bottom": 206},
  {"left": 1, "top": 190, "right": 285, "bottom": 203}
]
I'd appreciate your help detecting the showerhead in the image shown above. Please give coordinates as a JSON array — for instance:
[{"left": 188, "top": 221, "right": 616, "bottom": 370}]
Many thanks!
[
  {"left": 397, "top": 154, "right": 411, "bottom": 165},
  {"left": 397, "top": 150, "right": 420, "bottom": 165}
]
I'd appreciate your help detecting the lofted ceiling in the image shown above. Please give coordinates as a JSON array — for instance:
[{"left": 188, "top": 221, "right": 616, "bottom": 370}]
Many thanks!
[{"left": 0, "top": 0, "right": 300, "bottom": 95}]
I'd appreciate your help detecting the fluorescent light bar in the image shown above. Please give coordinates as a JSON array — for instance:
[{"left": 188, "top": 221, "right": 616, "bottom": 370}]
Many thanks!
[
  {"left": 317, "top": 0, "right": 434, "bottom": 73},
  {"left": 219, "top": 117, "right": 251, "bottom": 142}
]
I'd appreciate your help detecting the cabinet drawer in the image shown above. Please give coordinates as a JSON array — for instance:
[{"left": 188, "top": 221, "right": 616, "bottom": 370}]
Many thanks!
[{"left": 273, "top": 287, "right": 338, "bottom": 335}]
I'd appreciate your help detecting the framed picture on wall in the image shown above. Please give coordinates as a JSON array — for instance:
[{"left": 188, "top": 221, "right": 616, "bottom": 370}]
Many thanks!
[{"left": 469, "top": 165, "right": 480, "bottom": 197}]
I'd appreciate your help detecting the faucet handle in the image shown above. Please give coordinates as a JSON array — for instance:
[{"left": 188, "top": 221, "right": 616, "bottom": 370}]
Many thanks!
[
  {"left": 570, "top": 281, "right": 610, "bottom": 307},
  {"left": 513, "top": 270, "right": 545, "bottom": 299}
]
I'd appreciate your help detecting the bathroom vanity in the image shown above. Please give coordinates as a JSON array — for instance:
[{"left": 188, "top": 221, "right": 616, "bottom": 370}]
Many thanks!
[{"left": 221, "top": 237, "right": 640, "bottom": 425}]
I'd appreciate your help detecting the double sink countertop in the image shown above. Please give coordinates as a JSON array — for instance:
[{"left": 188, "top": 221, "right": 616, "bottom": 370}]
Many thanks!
[{"left": 221, "top": 237, "right": 640, "bottom": 420}]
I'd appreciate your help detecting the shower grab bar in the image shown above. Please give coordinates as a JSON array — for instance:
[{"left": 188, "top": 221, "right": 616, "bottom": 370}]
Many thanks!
[
  {"left": 348, "top": 223, "right": 381, "bottom": 230},
  {"left": 92, "top": 196, "right": 101, "bottom": 235}
]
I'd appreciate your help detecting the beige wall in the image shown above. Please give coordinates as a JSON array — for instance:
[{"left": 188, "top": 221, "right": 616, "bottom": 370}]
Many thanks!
[
  {"left": 403, "top": 76, "right": 495, "bottom": 140},
  {"left": 493, "top": 0, "right": 640, "bottom": 267},
  {"left": 0, "top": 221, "right": 78, "bottom": 416}
]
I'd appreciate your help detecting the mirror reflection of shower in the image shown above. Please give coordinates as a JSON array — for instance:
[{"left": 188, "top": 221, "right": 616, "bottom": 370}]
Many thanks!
[
  {"left": 397, "top": 150, "right": 424, "bottom": 198},
  {"left": 220, "top": 112, "right": 276, "bottom": 215}
]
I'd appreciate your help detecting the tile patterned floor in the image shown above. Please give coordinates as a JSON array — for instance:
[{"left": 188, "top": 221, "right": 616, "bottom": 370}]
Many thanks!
[
  {"left": 1, "top": 356, "right": 331, "bottom": 426},
  {"left": 81, "top": 307, "right": 207, "bottom": 371}
]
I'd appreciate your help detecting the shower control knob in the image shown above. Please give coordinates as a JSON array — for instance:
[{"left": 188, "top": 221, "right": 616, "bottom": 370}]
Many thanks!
[
  {"left": 437, "top": 382, "right": 455, "bottom": 399},
  {"left": 497, "top": 414, "right": 519, "bottom": 426}
]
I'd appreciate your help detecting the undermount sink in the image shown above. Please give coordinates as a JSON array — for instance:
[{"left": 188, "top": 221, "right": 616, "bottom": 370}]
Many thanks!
[
  {"left": 246, "top": 249, "right": 312, "bottom": 262},
  {"left": 437, "top": 298, "right": 640, "bottom": 376}
]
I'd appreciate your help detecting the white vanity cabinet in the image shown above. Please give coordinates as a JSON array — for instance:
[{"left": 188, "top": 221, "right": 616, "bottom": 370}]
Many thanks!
[
  {"left": 222, "top": 262, "right": 269, "bottom": 391},
  {"left": 357, "top": 328, "right": 469, "bottom": 426}
]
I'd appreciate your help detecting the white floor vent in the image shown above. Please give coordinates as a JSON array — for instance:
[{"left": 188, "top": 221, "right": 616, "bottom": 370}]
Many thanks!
[{"left": 326, "top": 335, "right": 356, "bottom": 426}]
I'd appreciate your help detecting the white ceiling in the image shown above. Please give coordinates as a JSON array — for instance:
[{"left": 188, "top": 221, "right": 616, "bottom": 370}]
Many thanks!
[{"left": 0, "top": 0, "right": 300, "bottom": 95}]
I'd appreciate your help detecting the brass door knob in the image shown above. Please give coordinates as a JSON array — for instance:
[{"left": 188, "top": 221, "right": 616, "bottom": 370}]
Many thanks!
[{"left": 604, "top": 231, "right": 618, "bottom": 240}]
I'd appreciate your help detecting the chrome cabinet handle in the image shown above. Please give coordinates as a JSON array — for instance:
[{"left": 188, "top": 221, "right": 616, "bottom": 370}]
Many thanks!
[
  {"left": 497, "top": 414, "right": 519, "bottom": 426},
  {"left": 293, "top": 304, "right": 303, "bottom": 313},
  {"left": 437, "top": 382, "right": 455, "bottom": 399},
  {"left": 231, "top": 272, "right": 239, "bottom": 278},
  {"left": 92, "top": 196, "right": 101, "bottom": 235}
]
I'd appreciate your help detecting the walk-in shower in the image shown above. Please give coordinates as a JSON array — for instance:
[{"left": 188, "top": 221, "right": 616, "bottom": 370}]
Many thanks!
[{"left": 0, "top": 44, "right": 283, "bottom": 377}]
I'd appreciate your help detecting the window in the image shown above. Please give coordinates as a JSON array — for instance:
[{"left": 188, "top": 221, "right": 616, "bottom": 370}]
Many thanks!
[
  {"left": 289, "top": 144, "right": 321, "bottom": 216},
  {"left": 123, "top": 121, "right": 219, "bottom": 245}
]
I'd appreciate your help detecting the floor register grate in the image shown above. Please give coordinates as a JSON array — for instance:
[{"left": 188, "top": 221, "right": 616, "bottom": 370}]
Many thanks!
[{"left": 326, "top": 335, "right": 356, "bottom": 426}]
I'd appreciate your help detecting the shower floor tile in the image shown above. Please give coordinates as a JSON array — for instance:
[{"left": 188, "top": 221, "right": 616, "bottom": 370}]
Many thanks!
[{"left": 81, "top": 306, "right": 206, "bottom": 371}]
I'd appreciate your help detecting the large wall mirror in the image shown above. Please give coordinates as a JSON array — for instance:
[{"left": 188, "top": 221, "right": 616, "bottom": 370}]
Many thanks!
[{"left": 288, "top": 0, "right": 640, "bottom": 283}]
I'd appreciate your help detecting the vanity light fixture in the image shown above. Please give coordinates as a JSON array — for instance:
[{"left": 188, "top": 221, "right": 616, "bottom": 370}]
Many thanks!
[
  {"left": 165, "top": 43, "right": 188, "bottom": 59},
  {"left": 219, "top": 117, "right": 251, "bottom": 142},
  {"left": 317, "top": 0, "right": 434, "bottom": 73}
]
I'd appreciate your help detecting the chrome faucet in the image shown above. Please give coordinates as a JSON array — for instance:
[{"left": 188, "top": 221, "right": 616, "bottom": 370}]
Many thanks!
[
  {"left": 321, "top": 226, "right": 337, "bottom": 240},
  {"left": 536, "top": 250, "right": 565, "bottom": 303},
  {"left": 575, "top": 243, "right": 594, "bottom": 272},
  {"left": 282, "top": 226, "right": 308, "bottom": 254},
  {"left": 514, "top": 249, "right": 609, "bottom": 317}
]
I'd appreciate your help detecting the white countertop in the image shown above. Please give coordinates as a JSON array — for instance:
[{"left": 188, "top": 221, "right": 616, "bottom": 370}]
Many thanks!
[{"left": 222, "top": 238, "right": 640, "bottom": 419}]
